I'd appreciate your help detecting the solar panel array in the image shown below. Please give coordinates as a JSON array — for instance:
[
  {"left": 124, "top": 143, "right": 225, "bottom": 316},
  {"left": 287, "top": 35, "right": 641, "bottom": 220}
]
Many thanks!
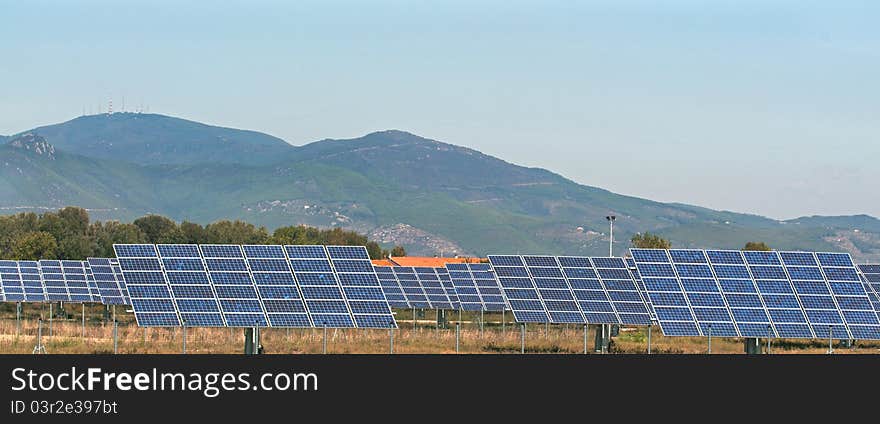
[
  {"left": 413, "top": 267, "right": 454, "bottom": 310},
  {"left": 858, "top": 265, "right": 880, "bottom": 322},
  {"left": 391, "top": 267, "right": 430, "bottom": 309},
  {"left": 486, "top": 255, "right": 650, "bottom": 325},
  {"left": 630, "top": 249, "right": 880, "bottom": 339},
  {"left": 87, "top": 258, "right": 130, "bottom": 304},
  {"left": 374, "top": 266, "right": 410, "bottom": 309},
  {"left": 115, "top": 244, "right": 396, "bottom": 328},
  {"left": 436, "top": 267, "right": 461, "bottom": 310},
  {"left": 243, "top": 245, "right": 309, "bottom": 328},
  {"left": 445, "top": 263, "right": 507, "bottom": 311}
]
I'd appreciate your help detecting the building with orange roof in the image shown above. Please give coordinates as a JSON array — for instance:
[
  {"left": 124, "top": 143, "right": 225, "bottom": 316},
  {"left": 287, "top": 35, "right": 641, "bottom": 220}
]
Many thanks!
[{"left": 370, "top": 257, "right": 485, "bottom": 267}]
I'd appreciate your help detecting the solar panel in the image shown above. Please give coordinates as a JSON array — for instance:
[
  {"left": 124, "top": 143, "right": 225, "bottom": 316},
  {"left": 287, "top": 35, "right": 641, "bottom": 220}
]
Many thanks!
[
  {"left": 114, "top": 244, "right": 181, "bottom": 327},
  {"left": 445, "top": 263, "right": 484, "bottom": 311},
  {"left": 436, "top": 267, "right": 461, "bottom": 310},
  {"left": 813, "top": 253, "right": 880, "bottom": 340},
  {"left": 630, "top": 249, "right": 701, "bottom": 336},
  {"left": 326, "top": 245, "right": 395, "bottom": 328},
  {"left": 243, "top": 244, "right": 311, "bottom": 328},
  {"left": 858, "top": 265, "right": 880, "bottom": 320},
  {"left": 82, "top": 262, "right": 103, "bottom": 303},
  {"left": 109, "top": 258, "right": 131, "bottom": 304},
  {"left": 859, "top": 271, "right": 880, "bottom": 322},
  {"left": 778, "top": 252, "right": 847, "bottom": 339},
  {"left": 87, "top": 258, "right": 127, "bottom": 305},
  {"left": 741, "top": 251, "right": 814, "bottom": 339},
  {"left": 487, "top": 255, "right": 549, "bottom": 323},
  {"left": 392, "top": 267, "right": 430, "bottom": 309},
  {"left": 200, "top": 244, "right": 266, "bottom": 327},
  {"left": 559, "top": 256, "right": 624, "bottom": 325},
  {"left": 523, "top": 255, "right": 584, "bottom": 323},
  {"left": 18, "top": 261, "right": 44, "bottom": 302},
  {"left": 156, "top": 244, "right": 225, "bottom": 327},
  {"left": 39, "top": 260, "right": 71, "bottom": 302},
  {"left": 374, "top": 266, "right": 410, "bottom": 309},
  {"left": 625, "top": 257, "right": 656, "bottom": 322},
  {"left": 60, "top": 260, "right": 93, "bottom": 303},
  {"left": 590, "top": 257, "right": 652, "bottom": 325},
  {"left": 413, "top": 266, "right": 454, "bottom": 310},
  {"left": 705, "top": 250, "right": 776, "bottom": 338},
  {"left": 666, "top": 250, "right": 738, "bottom": 337},
  {"left": 471, "top": 263, "right": 508, "bottom": 311},
  {"left": 0, "top": 260, "right": 18, "bottom": 302},
  {"left": 285, "top": 245, "right": 355, "bottom": 328}
]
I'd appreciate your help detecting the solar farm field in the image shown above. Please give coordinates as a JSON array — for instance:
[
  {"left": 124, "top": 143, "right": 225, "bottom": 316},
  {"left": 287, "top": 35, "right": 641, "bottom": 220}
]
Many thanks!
[{"left": 1, "top": 305, "right": 879, "bottom": 354}]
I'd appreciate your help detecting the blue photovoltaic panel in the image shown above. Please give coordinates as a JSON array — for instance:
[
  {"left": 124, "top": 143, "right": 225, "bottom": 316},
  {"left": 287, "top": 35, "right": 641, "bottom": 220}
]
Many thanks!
[
  {"left": 62, "top": 260, "right": 92, "bottom": 303},
  {"left": 243, "top": 245, "right": 311, "bottom": 328},
  {"left": 487, "top": 255, "right": 549, "bottom": 323},
  {"left": 39, "top": 260, "right": 71, "bottom": 302},
  {"left": 630, "top": 249, "right": 701, "bottom": 336},
  {"left": 705, "top": 250, "right": 776, "bottom": 338},
  {"left": 392, "top": 267, "right": 430, "bottom": 309},
  {"left": 859, "top": 272, "right": 880, "bottom": 322},
  {"left": 285, "top": 245, "right": 355, "bottom": 328},
  {"left": 626, "top": 257, "right": 656, "bottom": 322},
  {"left": 114, "top": 244, "right": 181, "bottom": 327},
  {"left": 159, "top": 244, "right": 225, "bottom": 327},
  {"left": 590, "top": 257, "right": 652, "bottom": 325},
  {"left": 436, "top": 267, "right": 460, "bottom": 310},
  {"left": 110, "top": 259, "right": 131, "bottom": 304},
  {"left": 858, "top": 265, "right": 880, "bottom": 320},
  {"left": 326, "top": 245, "right": 395, "bottom": 328},
  {"left": 814, "top": 253, "right": 880, "bottom": 340},
  {"left": 778, "top": 252, "right": 849, "bottom": 339},
  {"left": 19, "top": 261, "right": 45, "bottom": 302},
  {"left": 471, "top": 263, "right": 508, "bottom": 311},
  {"left": 523, "top": 255, "right": 584, "bottom": 323},
  {"left": 374, "top": 266, "right": 410, "bottom": 309},
  {"left": 0, "top": 260, "right": 18, "bottom": 302},
  {"left": 87, "top": 258, "right": 127, "bottom": 305},
  {"left": 668, "top": 250, "right": 738, "bottom": 337},
  {"left": 742, "top": 250, "right": 814, "bottom": 339},
  {"left": 558, "top": 256, "right": 616, "bottom": 324},
  {"left": 83, "top": 262, "right": 103, "bottom": 303},
  {"left": 413, "top": 266, "right": 454, "bottom": 310},
  {"left": 200, "top": 244, "right": 266, "bottom": 328},
  {"left": 445, "top": 263, "right": 484, "bottom": 311}
]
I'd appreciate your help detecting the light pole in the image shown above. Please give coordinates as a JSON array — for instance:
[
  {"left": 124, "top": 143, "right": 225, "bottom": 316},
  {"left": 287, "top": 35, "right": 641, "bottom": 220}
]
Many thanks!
[{"left": 606, "top": 215, "right": 616, "bottom": 257}]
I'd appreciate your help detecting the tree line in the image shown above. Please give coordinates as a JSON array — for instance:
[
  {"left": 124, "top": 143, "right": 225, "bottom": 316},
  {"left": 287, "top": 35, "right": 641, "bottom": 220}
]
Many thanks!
[
  {"left": 0, "top": 207, "right": 405, "bottom": 260},
  {"left": 631, "top": 232, "right": 771, "bottom": 251}
]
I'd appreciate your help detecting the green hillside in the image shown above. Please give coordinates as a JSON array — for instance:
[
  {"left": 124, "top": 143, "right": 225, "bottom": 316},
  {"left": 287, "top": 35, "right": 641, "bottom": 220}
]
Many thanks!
[
  {"left": 22, "top": 113, "right": 293, "bottom": 165},
  {"left": 2, "top": 115, "right": 879, "bottom": 260}
]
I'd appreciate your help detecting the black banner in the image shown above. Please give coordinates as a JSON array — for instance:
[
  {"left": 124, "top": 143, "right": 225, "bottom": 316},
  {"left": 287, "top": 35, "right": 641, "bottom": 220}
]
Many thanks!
[{"left": 1, "top": 354, "right": 875, "bottom": 421}]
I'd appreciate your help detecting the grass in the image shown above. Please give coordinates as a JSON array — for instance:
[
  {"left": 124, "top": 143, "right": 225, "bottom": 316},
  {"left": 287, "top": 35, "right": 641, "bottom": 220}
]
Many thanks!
[{"left": 2, "top": 310, "right": 879, "bottom": 354}]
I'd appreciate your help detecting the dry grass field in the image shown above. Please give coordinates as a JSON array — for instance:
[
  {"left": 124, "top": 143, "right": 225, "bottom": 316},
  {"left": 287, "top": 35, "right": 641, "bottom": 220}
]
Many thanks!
[
  {"left": 0, "top": 305, "right": 880, "bottom": 354},
  {"left": 1, "top": 304, "right": 878, "bottom": 354}
]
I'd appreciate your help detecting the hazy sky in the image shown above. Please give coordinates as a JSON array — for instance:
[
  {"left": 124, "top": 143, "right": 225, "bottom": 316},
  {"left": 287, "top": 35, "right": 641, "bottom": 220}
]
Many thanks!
[{"left": 1, "top": 0, "right": 878, "bottom": 219}]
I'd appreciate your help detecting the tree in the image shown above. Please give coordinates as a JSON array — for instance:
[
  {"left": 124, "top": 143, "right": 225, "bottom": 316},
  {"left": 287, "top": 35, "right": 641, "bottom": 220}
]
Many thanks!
[
  {"left": 204, "top": 220, "right": 269, "bottom": 244},
  {"left": 91, "top": 221, "right": 147, "bottom": 257},
  {"left": 743, "top": 242, "right": 771, "bottom": 251},
  {"left": 133, "top": 215, "right": 182, "bottom": 243},
  {"left": 180, "top": 221, "right": 208, "bottom": 244},
  {"left": 390, "top": 245, "right": 406, "bottom": 257},
  {"left": 631, "top": 232, "right": 671, "bottom": 249},
  {"left": 57, "top": 235, "right": 94, "bottom": 259},
  {"left": 11, "top": 231, "right": 58, "bottom": 260}
]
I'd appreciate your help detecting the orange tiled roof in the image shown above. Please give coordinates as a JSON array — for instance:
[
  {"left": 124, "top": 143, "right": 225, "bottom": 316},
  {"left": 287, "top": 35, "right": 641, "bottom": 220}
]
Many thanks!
[{"left": 371, "top": 257, "right": 485, "bottom": 267}]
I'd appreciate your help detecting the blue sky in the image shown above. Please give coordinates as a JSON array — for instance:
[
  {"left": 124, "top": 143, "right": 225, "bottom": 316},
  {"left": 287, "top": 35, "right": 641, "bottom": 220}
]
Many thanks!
[{"left": 1, "top": 0, "right": 878, "bottom": 219}]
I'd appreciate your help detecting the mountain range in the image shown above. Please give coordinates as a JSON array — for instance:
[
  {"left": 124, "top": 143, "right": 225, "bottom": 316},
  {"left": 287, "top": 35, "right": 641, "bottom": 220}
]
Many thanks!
[{"left": 3, "top": 112, "right": 879, "bottom": 260}]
